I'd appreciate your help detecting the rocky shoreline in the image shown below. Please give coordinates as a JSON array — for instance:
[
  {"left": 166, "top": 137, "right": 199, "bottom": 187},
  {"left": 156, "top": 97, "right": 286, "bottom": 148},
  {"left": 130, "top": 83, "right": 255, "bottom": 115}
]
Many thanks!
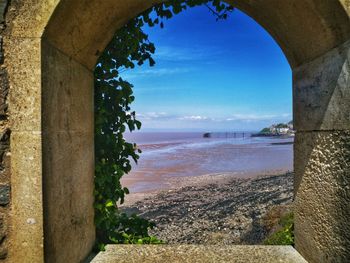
[{"left": 122, "top": 172, "right": 294, "bottom": 245}]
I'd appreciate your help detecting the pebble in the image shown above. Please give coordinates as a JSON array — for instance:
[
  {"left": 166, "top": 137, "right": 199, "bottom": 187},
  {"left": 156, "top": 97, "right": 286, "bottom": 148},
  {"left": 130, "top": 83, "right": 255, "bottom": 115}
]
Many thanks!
[{"left": 122, "top": 173, "right": 294, "bottom": 245}]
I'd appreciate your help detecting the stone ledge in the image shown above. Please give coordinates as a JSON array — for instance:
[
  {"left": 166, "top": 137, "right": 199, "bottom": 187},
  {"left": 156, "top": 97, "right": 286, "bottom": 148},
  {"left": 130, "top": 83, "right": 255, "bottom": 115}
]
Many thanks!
[{"left": 91, "top": 245, "right": 308, "bottom": 263}]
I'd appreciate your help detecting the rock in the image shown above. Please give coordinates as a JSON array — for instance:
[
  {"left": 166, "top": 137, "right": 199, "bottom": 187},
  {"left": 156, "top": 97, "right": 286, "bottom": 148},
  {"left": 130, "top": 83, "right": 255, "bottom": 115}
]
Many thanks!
[
  {"left": 0, "top": 184, "right": 9, "bottom": 205},
  {"left": 122, "top": 173, "right": 294, "bottom": 245}
]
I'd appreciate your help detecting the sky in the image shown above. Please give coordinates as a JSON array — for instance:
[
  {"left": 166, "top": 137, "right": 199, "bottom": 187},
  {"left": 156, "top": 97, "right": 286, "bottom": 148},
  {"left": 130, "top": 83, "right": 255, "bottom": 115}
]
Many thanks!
[{"left": 121, "top": 5, "right": 292, "bottom": 132}]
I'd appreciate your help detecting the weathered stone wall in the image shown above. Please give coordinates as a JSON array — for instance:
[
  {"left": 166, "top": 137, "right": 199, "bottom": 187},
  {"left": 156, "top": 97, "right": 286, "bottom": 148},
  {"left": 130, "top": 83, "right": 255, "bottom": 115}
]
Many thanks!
[
  {"left": 294, "top": 131, "right": 350, "bottom": 262},
  {"left": 294, "top": 40, "right": 350, "bottom": 131},
  {"left": 230, "top": 0, "right": 350, "bottom": 67},
  {"left": 294, "top": 39, "right": 350, "bottom": 263},
  {"left": 1, "top": 0, "right": 350, "bottom": 262},
  {"left": 0, "top": 0, "right": 10, "bottom": 261}
]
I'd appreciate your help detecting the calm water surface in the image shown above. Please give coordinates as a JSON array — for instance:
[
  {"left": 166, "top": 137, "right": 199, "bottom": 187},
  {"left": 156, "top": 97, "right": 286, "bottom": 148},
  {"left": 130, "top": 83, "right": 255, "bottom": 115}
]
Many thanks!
[{"left": 122, "top": 132, "right": 293, "bottom": 193}]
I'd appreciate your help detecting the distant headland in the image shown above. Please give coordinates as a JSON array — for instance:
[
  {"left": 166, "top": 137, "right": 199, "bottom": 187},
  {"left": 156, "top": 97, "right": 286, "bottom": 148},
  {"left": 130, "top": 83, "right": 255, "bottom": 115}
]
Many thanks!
[
  {"left": 203, "top": 121, "right": 295, "bottom": 138},
  {"left": 252, "top": 121, "right": 294, "bottom": 137}
]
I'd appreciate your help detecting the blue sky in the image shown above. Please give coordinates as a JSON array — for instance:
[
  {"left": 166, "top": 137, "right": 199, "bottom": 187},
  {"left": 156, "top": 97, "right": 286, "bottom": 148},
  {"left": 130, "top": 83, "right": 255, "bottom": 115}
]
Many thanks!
[{"left": 121, "top": 5, "right": 292, "bottom": 132}]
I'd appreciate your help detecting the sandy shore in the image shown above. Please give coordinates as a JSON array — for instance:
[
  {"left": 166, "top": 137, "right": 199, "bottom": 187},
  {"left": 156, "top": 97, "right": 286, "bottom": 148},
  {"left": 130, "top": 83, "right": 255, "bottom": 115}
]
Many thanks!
[
  {"left": 121, "top": 172, "right": 294, "bottom": 244},
  {"left": 121, "top": 169, "right": 292, "bottom": 206},
  {"left": 121, "top": 138, "right": 293, "bottom": 194}
]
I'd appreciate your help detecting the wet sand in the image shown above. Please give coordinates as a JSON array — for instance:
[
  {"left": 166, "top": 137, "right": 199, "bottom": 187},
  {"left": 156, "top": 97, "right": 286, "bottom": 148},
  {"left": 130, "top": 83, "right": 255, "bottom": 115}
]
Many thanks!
[{"left": 121, "top": 139, "right": 293, "bottom": 195}]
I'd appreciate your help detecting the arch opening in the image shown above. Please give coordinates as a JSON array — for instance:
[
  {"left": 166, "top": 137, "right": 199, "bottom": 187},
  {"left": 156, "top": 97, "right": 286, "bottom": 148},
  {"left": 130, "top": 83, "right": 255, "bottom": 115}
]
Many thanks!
[{"left": 117, "top": 6, "right": 294, "bottom": 247}]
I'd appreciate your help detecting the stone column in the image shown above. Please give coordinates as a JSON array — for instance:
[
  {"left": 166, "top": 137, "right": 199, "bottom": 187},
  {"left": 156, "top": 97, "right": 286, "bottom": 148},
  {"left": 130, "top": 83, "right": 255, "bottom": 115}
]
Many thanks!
[
  {"left": 5, "top": 36, "right": 44, "bottom": 263},
  {"left": 41, "top": 40, "right": 95, "bottom": 263},
  {"left": 3, "top": 1, "right": 60, "bottom": 262},
  {"left": 293, "top": 39, "right": 350, "bottom": 263}
]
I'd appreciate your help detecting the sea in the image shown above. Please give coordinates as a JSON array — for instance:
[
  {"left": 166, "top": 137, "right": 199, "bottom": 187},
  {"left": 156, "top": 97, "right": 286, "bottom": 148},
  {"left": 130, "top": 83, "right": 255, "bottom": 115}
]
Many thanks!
[{"left": 121, "top": 132, "right": 293, "bottom": 193}]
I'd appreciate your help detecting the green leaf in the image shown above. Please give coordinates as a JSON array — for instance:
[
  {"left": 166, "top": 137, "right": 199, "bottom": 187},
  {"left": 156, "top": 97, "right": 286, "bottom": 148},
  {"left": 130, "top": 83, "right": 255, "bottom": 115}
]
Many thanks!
[{"left": 105, "top": 200, "right": 114, "bottom": 207}]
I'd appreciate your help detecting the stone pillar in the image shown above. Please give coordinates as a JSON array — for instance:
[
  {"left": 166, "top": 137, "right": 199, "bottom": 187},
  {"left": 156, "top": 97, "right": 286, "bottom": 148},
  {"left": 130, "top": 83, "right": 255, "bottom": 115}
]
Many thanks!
[
  {"left": 41, "top": 40, "right": 95, "bottom": 263},
  {"left": 293, "top": 39, "right": 350, "bottom": 263},
  {"left": 3, "top": 2, "right": 61, "bottom": 262},
  {"left": 5, "top": 36, "right": 44, "bottom": 263}
]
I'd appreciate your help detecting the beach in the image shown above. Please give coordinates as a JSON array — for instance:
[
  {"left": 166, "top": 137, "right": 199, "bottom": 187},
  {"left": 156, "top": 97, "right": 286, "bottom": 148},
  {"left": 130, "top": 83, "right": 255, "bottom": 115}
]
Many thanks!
[
  {"left": 121, "top": 132, "right": 293, "bottom": 193},
  {"left": 120, "top": 132, "right": 294, "bottom": 244},
  {"left": 122, "top": 172, "right": 294, "bottom": 244}
]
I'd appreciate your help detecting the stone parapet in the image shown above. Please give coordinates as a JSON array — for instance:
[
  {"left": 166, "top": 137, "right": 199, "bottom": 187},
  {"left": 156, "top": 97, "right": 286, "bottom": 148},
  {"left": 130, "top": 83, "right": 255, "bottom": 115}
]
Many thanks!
[{"left": 91, "top": 245, "right": 307, "bottom": 263}]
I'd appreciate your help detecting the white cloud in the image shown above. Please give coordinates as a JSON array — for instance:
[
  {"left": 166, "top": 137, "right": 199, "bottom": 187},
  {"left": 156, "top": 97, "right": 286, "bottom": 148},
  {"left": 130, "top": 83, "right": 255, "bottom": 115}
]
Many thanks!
[
  {"left": 122, "top": 67, "right": 193, "bottom": 79},
  {"left": 120, "top": 45, "right": 223, "bottom": 80},
  {"left": 137, "top": 112, "right": 178, "bottom": 121},
  {"left": 178, "top": 115, "right": 210, "bottom": 121},
  {"left": 225, "top": 113, "right": 291, "bottom": 122},
  {"left": 135, "top": 112, "right": 291, "bottom": 124},
  {"left": 155, "top": 45, "right": 223, "bottom": 62}
]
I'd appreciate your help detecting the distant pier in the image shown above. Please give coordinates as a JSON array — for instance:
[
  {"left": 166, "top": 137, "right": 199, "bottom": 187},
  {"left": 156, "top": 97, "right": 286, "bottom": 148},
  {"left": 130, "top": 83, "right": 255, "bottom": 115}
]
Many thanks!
[{"left": 203, "top": 132, "right": 250, "bottom": 139}]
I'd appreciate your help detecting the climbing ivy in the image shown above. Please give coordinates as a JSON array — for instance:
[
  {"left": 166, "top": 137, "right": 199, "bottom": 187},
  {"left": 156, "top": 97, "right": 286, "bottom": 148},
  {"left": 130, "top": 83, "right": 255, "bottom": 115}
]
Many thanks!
[{"left": 94, "top": 0, "right": 233, "bottom": 249}]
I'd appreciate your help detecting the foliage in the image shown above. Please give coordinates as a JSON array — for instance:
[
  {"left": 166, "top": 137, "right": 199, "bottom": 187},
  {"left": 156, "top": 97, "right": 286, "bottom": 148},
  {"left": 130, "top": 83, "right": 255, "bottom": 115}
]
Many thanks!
[
  {"left": 275, "top": 123, "right": 288, "bottom": 128},
  {"left": 96, "top": 213, "right": 163, "bottom": 251},
  {"left": 260, "top": 127, "right": 271, "bottom": 134},
  {"left": 263, "top": 212, "right": 294, "bottom": 245},
  {"left": 94, "top": 0, "right": 234, "bottom": 249}
]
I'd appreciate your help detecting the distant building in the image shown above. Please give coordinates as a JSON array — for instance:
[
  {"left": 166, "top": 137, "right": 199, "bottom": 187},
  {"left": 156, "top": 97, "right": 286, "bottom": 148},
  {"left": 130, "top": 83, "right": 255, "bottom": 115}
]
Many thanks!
[
  {"left": 277, "top": 127, "right": 289, "bottom": 134},
  {"left": 255, "top": 120, "right": 295, "bottom": 137}
]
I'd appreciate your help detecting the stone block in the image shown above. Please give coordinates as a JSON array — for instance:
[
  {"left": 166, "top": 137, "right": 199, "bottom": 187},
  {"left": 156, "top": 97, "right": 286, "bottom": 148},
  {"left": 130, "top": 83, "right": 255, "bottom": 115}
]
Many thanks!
[
  {"left": 5, "top": 37, "right": 41, "bottom": 132},
  {"left": 0, "top": 247, "right": 7, "bottom": 259},
  {"left": 293, "top": 40, "right": 350, "bottom": 131},
  {"left": 42, "top": 41, "right": 94, "bottom": 134},
  {"left": 0, "top": 1, "right": 8, "bottom": 24},
  {"left": 5, "top": 0, "right": 59, "bottom": 38},
  {"left": 340, "top": 0, "right": 350, "bottom": 15},
  {"left": 294, "top": 130, "right": 350, "bottom": 263},
  {"left": 0, "top": 185, "right": 9, "bottom": 205},
  {"left": 0, "top": 213, "right": 6, "bottom": 243},
  {"left": 0, "top": 128, "right": 10, "bottom": 172},
  {"left": 10, "top": 131, "right": 43, "bottom": 263},
  {"left": 0, "top": 68, "right": 9, "bottom": 117},
  {"left": 92, "top": 245, "right": 307, "bottom": 263},
  {"left": 43, "top": 130, "right": 95, "bottom": 263},
  {"left": 42, "top": 0, "right": 156, "bottom": 69}
]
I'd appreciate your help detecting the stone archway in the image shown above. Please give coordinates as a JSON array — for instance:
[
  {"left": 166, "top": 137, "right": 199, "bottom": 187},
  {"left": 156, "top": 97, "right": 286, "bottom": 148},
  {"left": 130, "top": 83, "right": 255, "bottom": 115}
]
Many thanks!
[{"left": 3, "top": 1, "right": 350, "bottom": 262}]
